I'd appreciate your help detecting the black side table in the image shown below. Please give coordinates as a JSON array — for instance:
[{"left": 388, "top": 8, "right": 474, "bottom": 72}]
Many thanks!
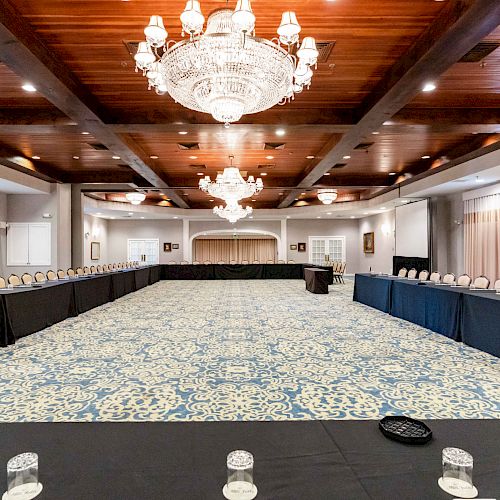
[{"left": 304, "top": 268, "right": 329, "bottom": 294}]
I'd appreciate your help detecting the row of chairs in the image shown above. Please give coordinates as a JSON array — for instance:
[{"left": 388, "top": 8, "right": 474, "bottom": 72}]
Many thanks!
[
  {"left": 168, "top": 260, "right": 296, "bottom": 265},
  {"left": 1, "top": 262, "right": 140, "bottom": 288},
  {"left": 397, "top": 268, "right": 500, "bottom": 290}
]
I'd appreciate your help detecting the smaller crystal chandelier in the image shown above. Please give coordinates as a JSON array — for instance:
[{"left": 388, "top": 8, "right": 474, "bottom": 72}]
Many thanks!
[
  {"left": 199, "top": 156, "right": 263, "bottom": 202},
  {"left": 317, "top": 189, "right": 338, "bottom": 205},
  {"left": 126, "top": 192, "right": 146, "bottom": 205},
  {"left": 214, "top": 201, "right": 253, "bottom": 223}
]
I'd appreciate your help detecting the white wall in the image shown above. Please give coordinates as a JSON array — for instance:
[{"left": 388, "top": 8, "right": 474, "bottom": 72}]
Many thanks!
[
  {"left": 84, "top": 215, "right": 109, "bottom": 266},
  {"left": 358, "top": 211, "right": 395, "bottom": 274},
  {"left": 107, "top": 219, "right": 183, "bottom": 264},
  {"left": 287, "top": 219, "right": 360, "bottom": 272},
  {"left": 189, "top": 220, "right": 281, "bottom": 238}
]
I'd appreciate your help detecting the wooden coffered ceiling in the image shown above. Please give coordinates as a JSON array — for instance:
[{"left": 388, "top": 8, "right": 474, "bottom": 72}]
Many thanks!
[{"left": 0, "top": 0, "right": 499, "bottom": 210}]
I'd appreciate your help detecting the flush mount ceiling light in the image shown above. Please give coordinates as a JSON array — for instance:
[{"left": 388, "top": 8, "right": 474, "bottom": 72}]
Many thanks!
[
  {"left": 134, "top": 2, "right": 320, "bottom": 126},
  {"left": 317, "top": 188, "right": 338, "bottom": 205},
  {"left": 125, "top": 192, "right": 146, "bottom": 205},
  {"left": 22, "top": 83, "right": 37, "bottom": 92}
]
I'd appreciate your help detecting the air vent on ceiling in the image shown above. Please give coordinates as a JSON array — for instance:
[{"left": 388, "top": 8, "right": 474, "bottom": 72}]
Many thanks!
[
  {"left": 460, "top": 41, "right": 500, "bottom": 62},
  {"left": 289, "top": 41, "right": 335, "bottom": 63},
  {"left": 177, "top": 142, "right": 200, "bottom": 150},
  {"left": 331, "top": 163, "right": 347, "bottom": 169},
  {"left": 257, "top": 164, "right": 276, "bottom": 169},
  {"left": 189, "top": 164, "right": 207, "bottom": 169},
  {"left": 88, "top": 142, "right": 109, "bottom": 151},
  {"left": 354, "top": 142, "right": 374, "bottom": 150},
  {"left": 264, "top": 142, "right": 286, "bottom": 150}
]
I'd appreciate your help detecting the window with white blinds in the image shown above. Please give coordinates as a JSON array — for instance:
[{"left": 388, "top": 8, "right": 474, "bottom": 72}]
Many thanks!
[{"left": 308, "top": 236, "right": 346, "bottom": 265}]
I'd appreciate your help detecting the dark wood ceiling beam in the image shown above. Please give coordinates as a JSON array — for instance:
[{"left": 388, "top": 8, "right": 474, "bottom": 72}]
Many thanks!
[
  {"left": 0, "top": 145, "right": 60, "bottom": 183},
  {"left": 278, "top": 0, "right": 500, "bottom": 208},
  {"left": 0, "top": 0, "right": 188, "bottom": 208}
]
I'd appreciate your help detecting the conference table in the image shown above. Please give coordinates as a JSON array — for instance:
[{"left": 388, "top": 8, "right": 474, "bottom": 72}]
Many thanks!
[
  {"left": 0, "top": 419, "right": 498, "bottom": 499},
  {"left": 161, "top": 263, "right": 333, "bottom": 282},
  {"left": 0, "top": 266, "right": 162, "bottom": 347},
  {"left": 353, "top": 273, "right": 500, "bottom": 357}
]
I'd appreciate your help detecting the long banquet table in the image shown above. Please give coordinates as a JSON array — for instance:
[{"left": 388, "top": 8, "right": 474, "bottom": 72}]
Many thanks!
[
  {"left": 353, "top": 273, "right": 500, "bottom": 357},
  {"left": 0, "top": 420, "right": 498, "bottom": 499},
  {"left": 0, "top": 266, "right": 162, "bottom": 347},
  {"left": 161, "top": 263, "right": 333, "bottom": 282}
]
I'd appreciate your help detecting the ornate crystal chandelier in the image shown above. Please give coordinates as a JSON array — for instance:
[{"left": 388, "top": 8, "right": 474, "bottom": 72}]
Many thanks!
[
  {"left": 134, "top": 1, "right": 319, "bottom": 125},
  {"left": 125, "top": 192, "right": 146, "bottom": 205},
  {"left": 199, "top": 156, "right": 263, "bottom": 202},
  {"left": 214, "top": 200, "right": 253, "bottom": 223},
  {"left": 317, "top": 189, "right": 338, "bottom": 205}
]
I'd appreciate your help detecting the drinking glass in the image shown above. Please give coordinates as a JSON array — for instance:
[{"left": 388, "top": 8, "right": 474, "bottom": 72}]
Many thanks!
[
  {"left": 438, "top": 447, "right": 477, "bottom": 498},
  {"left": 223, "top": 450, "right": 257, "bottom": 500},
  {"left": 6, "top": 452, "right": 42, "bottom": 500}
]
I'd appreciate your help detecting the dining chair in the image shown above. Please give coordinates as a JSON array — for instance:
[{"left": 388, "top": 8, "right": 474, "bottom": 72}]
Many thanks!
[
  {"left": 34, "top": 271, "right": 46, "bottom": 282},
  {"left": 457, "top": 274, "right": 471, "bottom": 287},
  {"left": 418, "top": 270, "right": 429, "bottom": 281},
  {"left": 442, "top": 273, "right": 455, "bottom": 285},
  {"left": 8, "top": 275, "right": 21, "bottom": 286},
  {"left": 21, "top": 273, "right": 33, "bottom": 285},
  {"left": 473, "top": 275, "right": 490, "bottom": 289},
  {"left": 407, "top": 268, "right": 417, "bottom": 279}
]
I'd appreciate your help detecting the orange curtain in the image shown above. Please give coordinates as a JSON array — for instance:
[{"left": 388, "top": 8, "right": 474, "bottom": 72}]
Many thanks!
[
  {"left": 464, "top": 193, "right": 500, "bottom": 281},
  {"left": 194, "top": 239, "right": 277, "bottom": 263}
]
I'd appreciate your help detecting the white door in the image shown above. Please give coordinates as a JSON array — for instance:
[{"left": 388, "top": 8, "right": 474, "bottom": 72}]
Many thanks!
[
  {"left": 308, "top": 237, "right": 346, "bottom": 265},
  {"left": 127, "top": 239, "right": 159, "bottom": 265},
  {"left": 7, "top": 223, "right": 29, "bottom": 266},
  {"left": 28, "top": 223, "right": 51, "bottom": 266}
]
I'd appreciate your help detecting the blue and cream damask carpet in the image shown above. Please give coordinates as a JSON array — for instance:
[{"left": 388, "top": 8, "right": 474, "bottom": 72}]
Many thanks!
[{"left": 0, "top": 280, "right": 498, "bottom": 421}]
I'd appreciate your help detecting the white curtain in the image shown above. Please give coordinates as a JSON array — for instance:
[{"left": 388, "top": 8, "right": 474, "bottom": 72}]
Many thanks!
[
  {"left": 194, "top": 239, "right": 277, "bottom": 263},
  {"left": 464, "top": 193, "right": 500, "bottom": 282}
]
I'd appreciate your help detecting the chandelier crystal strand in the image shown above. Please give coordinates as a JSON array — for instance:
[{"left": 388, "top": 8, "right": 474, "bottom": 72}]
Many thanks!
[
  {"left": 317, "top": 189, "right": 338, "bottom": 205},
  {"left": 135, "top": 1, "right": 320, "bottom": 125},
  {"left": 213, "top": 201, "right": 253, "bottom": 223}
]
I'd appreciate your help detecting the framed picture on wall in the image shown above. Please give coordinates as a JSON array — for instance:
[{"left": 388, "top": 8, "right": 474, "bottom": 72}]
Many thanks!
[
  {"left": 163, "top": 242, "right": 172, "bottom": 252},
  {"left": 298, "top": 242, "right": 306, "bottom": 252},
  {"left": 363, "top": 232, "right": 375, "bottom": 253},
  {"left": 172, "top": 244, "right": 179, "bottom": 250},
  {"left": 90, "top": 241, "right": 100, "bottom": 260},
  {"left": 290, "top": 244, "right": 297, "bottom": 251}
]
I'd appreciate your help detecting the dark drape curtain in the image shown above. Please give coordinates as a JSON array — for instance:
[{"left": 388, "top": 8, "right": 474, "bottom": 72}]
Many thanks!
[{"left": 194, "top": 239, "right": 277, "bottom": 263}]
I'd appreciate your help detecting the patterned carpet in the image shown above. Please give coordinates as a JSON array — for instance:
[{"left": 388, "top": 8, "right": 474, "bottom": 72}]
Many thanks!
[{"left": 0, "top": 280, "right": 499, "bottom": 421}]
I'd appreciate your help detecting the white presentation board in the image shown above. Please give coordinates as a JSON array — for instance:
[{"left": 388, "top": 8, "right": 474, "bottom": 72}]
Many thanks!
[{"left": 395, "top": 199, "right": 429, "bottom": 258}]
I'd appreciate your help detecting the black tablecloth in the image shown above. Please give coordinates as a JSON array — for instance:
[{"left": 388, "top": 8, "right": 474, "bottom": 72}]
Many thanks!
[
  {"left": 304, "top": 268, "right": 329, "bottom": 294},
  {"left": 0, "top": 267, "right": 161, "bottom": 347},
  {"left": 0, "top": 420, "right": 497, "bottom": 499},
  {"left": 352, "top": 274, "right": 395, "bottom": 313}
]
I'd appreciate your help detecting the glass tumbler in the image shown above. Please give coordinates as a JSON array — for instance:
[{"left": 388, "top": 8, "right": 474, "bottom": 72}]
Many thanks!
[
  {"left": 223, "top": 450, "right": 257, "bottom": 500},
  {"left": 6, "top": 452, "right": 41, "bottom": 500},
  {"left": 438, "top": 447, "right": 477, "bottom": 498}
]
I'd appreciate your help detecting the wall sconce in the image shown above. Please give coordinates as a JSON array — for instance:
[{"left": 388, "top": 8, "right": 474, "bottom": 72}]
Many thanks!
[{"left": 84, "top": 231, "right": 90, "bottom": 239}]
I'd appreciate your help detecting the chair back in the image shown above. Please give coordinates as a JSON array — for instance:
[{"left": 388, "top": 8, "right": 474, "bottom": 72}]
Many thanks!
[
  {"left": 89, "top": 265, "right": 96, "bottom": 274},
  {"left": 418, "top": 270, "right": 429, "bottom": 281},
  {"left": 340, "top": 262, "right": 347, "bottom": 274},
  {"left": 457, "top": 274, "right": 471, "bottom": 287},
  {"left": 230, "top": 260, "right": 237, "bottom": 264},
  {"left": 266, "top": 260, "right": 274, "bottom": 264},
  {"left": 8, "top": 274, "right": 21, "bottom": 286},
  {"left": 0, "top": 277, "right": 5, "bottom": 289},
  {"left": 76, "top": 267, "right": 84, "bottom": 275},
  {"left": 443, "top": 273, "right": 455, "bottom": 285},
  {"left": 397, "top": 267, "right": 407, "bottom": 278},
  {"left": 47, "top": 270, "right": 57, "bottom": 281},
  {"left": 217, "top": 261, "right": 225, "bottom": 264},
  {"left": 34, "top": 271, "right": 46, "bottom": 282},
  {"left": 494, "top": 279, "right": 500, "bottom": 290},
  {"left": 473, "top": 275, "right": 490, "bottom": 289},
  {"left": 277, "top": 260, "right": 285, "bottom": 264},
  {"left": 168, "top": 261, "right": 176, "bottom": 265},
  {"left": 83, "top": 266, "right": 90, "bottom": 275},
  {"left": 57, "top": 269, "right": 66, "bottom": 279},
  {"left": 252, "top": 260, "right": 259, "bottom": 264},
  {"left": 67, "top": 268, "right": 75, "bottom": 277},
  {"left": 407, "top": 268, "right": 417, "bottom": 279},
  {"left": 21, "top": 273, "right": 33, "bottom": 285},
  {"left": 203, "top": 260, "right": 212, "bottom": 265},
  {"left": 429, "top": 272, "right": 441, "bottom": 283},
  {"left": 192, "top": 260, "right": 200, "bottom": 265},
  {"left": 241, "top": 260, "right": 249, "bottom": 264},
  {"left": 96, "top": 265, "right": 103, "bottom": 273},
  {"left": 287, "top": 260, "right": 295, "bottom": 264},
  {"left": 180, "top": 261, "right": 188, "bottom": 265}
]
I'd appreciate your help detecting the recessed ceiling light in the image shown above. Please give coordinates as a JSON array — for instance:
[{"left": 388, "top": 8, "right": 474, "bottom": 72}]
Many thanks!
[
  {"left": 266, "top": 155, "right": 274, "bottom": 160},
  {"left": 400, "top": 199, "right": 410, "bottom": 203},
  {"left": 96, "top": 212, "right": 102, "bottom": 215},
  {"left": 363, "top": 212, "right": 369, "bottom": 215},
  {"left": 350, "top": 216, "right": 355, "bottom": 219},
  {"left": 422, "top": 82, "right": 436, "bottom": 92},
  {"left": 197, "top": 172, "right": 204, "bottom": 176},
  {"left": 286, "top": 216, "right": 290, "bottom": 219},
  {"left": 276, "top": 129, "right": 286, "bottom": 136},
  {"left": 249, "top": 216, "right": 253, "bottom": 219},
  {"left": 31, "top": 155, "right": 40, "bottom": 160},
  {"left": 173, "top": 216, "right": 179, "bottom": 219},
  {"left": 150, "top": 155, "right": 159, "bottom": 159},
  {"left": 128, "top": 212, "right": 133, "bottom": 215},
  {"left": 72, "top": 156, "right": 79, "bottom": 160},
  {"left": 140, "top": 216, "right": 145, "bottom": 219},
  {"left": 306, "top": 155, "right": 315, "bottom": 159},
  {"left": 279, "top": 192, "right": 283, "bottom": 195},
  {"left": 301, "top": 192, "right": 306, "bottom": 195},
  {"left": 22, "top": 83, "right": 37, "bottom": 92},
  {"left": 189, "top": 155, "right": 198, "bottom": 159},
  {"left": 343, "top": 155, "right": 351, "bottom": 160},
  {"left": 209, "top": 199, "right": 214, "bottom": 202},
  {"left": 421, "top": 155, "right": 431, "bottom": 159},
  {"left": 316, "top": 216, "right": 321, "bottom": 219},
  {"left": 388, "top": 172, "right": 397, "bottom": 176},
  {"left": 294, "top": 198, "right": 299, "bottom": 201},
  {"left": 251, "top": 199, "right": 256, "bottom": 202},
  {"left": 81, "top": 131, "right": 90, "bottom": 135},
  {"left": 261, "top": 172, "right": 267, "bottom": 176},
  {"left": 323, "top": 172, "right": 330, "bottom": 176},
  {"left": 178, "top": 131, "right": 188, "bottom": 135},
  {"left": 372, "top": 131, "right": 380, "bottom": 135},
  {"left": 326, "top": 212, "right": 332, "bottom": 215},
  {"left": 112, "top": 156, "right": 121, "bottom": 160},
  {"left": 380, "top": 207, "right": 386, "bottom": 210}
]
